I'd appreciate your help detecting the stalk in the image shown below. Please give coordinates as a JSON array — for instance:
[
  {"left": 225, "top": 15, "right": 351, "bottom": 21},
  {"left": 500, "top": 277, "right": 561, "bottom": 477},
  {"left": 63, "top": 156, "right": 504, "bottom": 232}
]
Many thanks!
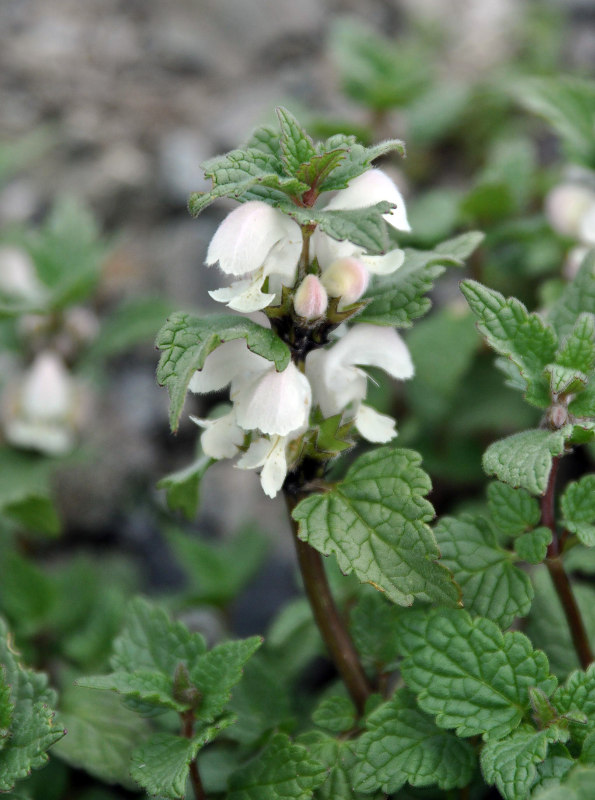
[
  {"left": 284, "top": 491, "right": 372, "bottom": 715},
  {"left": 542, "top": 456, "right": 593, "bottom": 670},
  {"left": 181, "top": 710, "right": 206, "bottom": 800}
]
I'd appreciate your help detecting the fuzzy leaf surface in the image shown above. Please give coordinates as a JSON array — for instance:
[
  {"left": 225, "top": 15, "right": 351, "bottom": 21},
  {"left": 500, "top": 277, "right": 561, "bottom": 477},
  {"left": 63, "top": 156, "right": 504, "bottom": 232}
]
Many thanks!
[
  {"left": 317, "top": 138, "right": 405, "bottom": 193},
  {"left": 292, "top": 446, "right": 459, "bottom": 607},
  {"left": 487, "top": 481, "right": 541, "bottom": 535},
  {"left": 227, "top": 733, "right": 326, "bottom": 800},
  {"left": 434, "top": 515, "right": 533, "bottom": 629},
  {"left": 157, "top": 455, "right": 212, "bottom": 520},
  {"left": 359, "top": 232, "right": 483, "bottom": 327},
  {"left": 515, "top": 528, "right": 552, "bottom": 564},
  {"left": 277, "top": 107, "right": 317, "bottom": 176},
  {"left": 282, "top": 201, "right": 395, "bottom": 253},
  {"left": 552, "top": 665, "right": 595, "bottom": 745},
  {"left": 482, "top": 429, "right": 567, "bottom": 495},
  {"left": 555, "top": 313, "right": 595, "bottom": 375},
  {"left": 481, "top": 726, "right": 554, "bottom": 800},
  {"left": 561, "top": 476, "right": 595, "bottom": 547},
  {"left": 156, "top": 313, "right": 290, "bottom": 431},
  {"left": 311, "top": 697, "right": 356, "bottom": 734},
  {"left": 354, "top": 688, "right": 476, "bottom": 793},
  {"left": 396, "top": 608, "right": 557, "bottom": 739},
  {"left": 296, "top": 731, "right": 365, "bottom": 800},
  {"left": 461, "top": 280, "right": 558, "bottom": 407},
  {"left": 548, "top": 252, "right": 595, "bottom": 339},
  {"left": 350, "top": 591, "right": 402, "bottom": 670}
]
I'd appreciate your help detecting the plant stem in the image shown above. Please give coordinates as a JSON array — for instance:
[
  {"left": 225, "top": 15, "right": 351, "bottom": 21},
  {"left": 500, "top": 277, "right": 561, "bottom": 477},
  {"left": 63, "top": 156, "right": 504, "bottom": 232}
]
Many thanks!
[
  {"left": 284, "top": 492, "right": 372, "bottom": 715},
  {"left": 181, "top": 710, "right": 206, "bottom": 800},
  {"left": 542, "top": 456, "right": 593, "bottom": 670}
]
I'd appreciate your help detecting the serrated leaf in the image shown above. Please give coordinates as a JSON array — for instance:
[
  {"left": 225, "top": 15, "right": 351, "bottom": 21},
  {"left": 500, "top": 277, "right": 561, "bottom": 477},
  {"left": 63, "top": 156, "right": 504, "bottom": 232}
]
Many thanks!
[
  {"left": 546, "top": 364, "right": 589, "bottom": 396},
  {"left": 354, "top": 688, "right": 476, "bottom": 794},
  {"left": 556, "top": 313, "right": 595, "bottom": 375},
  {"left": 350, "top": 591, "right": 402, "bottom": 670},
  {"left": 77, "top": 670, "right": 184, "bottom": 712},
  {"left": 0, "top": 667, "right": 14, "bottom": 745},
  {"left": 130, "top": 719, "right": 235, "bottom": 800},
  {"left": 515, "top": 528, "right": 552, "bottom": 564},
  {"left": 359, "top": 235, "right": 477, "bottom": 328},
  {"left": 396, "top": 607, "right": 557, "bottom": 740},
  {"left": 276, "top": 107, "right": 318, "bottom": 176},
  {"left": 548, "top": 252, "right": 595, "bottom": 339},
  {"left": 227, "top": 733, "right": 326, "bottom": 800},
  {"left": 461, "top": 280, "right": 558, "bottom": 407},
  {"left": 481, "top": 726, "right": 554, "bottom": 800},
  {"left": 312, "top": 696, "right": 356, "bottom": 734},
  {"left": 155, "top": 313, "right": 290, "bottom": 431},
  {"left": 482, "top": 429, "right": 567, "bottom": 496},
  {"left": 296, "top": 731, "right": 365, "bottom": 800},
  {"left": 532, "top": 764, "right": 595, "bottom": 800},
  {"left": 292, "top": 446, "right": 459, "bottom": 607},
  {"left": 569, "top": 382, "right": 595, "bottom": 418},
  {"left": 245, "top": 124, "right": 281, "bottom": 158},
  {"left": 487, "top": 481, "right": 541, "bottom": 535},
  {"left": 434, "top": 515, "right": 533, "bottom": 629},
  {"left": 0, "top": 619, "right": 64, "bottom": 791},
  {"left": 157, "top": 455, "right": 211, "bottom": 520},
  {"left": 52, "top": 686, "right": 149, "bottom": 788},
  {"left": 561, "top": 476, "right": 595, "bottom": 547},
  {"left": 552, "top": 665, "right": 595, "bottom": 745},
  {"left": 295, "top": 150, "right": 347, "bottom": 192},
  {"left": 532, "top": 743, "right": 575, "bottom": 794},
  {"left": 317, "top": 139, "right": 405, "bottom": 194}
]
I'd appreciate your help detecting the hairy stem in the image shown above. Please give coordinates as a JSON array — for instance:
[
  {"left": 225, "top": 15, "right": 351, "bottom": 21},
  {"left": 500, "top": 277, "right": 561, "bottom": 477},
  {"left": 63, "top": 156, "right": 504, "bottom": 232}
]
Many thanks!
[
  {"left": 285, "top": 492, "right": 372, "bottom": 715},
  {"left": 181, "top": 711, "right": 206, "bottom": 800},
  {"left": 542, "top": 456, "right": 593, "bottom": 670}
]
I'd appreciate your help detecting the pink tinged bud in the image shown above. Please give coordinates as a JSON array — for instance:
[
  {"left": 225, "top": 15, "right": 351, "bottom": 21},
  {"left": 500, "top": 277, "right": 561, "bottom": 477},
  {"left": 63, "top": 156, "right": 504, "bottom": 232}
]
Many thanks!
[
  {"left": 321, "top": 257, "right": 369, "bottom": 308},
  {"left": 293, "top": 275, "right": 328, "bottom": 320}
]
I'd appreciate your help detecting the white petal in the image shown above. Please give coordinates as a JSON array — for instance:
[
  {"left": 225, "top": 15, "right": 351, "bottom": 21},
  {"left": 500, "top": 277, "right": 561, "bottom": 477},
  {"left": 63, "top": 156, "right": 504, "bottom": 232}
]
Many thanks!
[
  {"left": 5, "top": 420, "right": 74, "bottom": 456},
  {"left": 232, "top": 362, "right": 311, "bottom": 436},
  {"left": 306, "top": 347, "right": 367, "bottom": 417},
  {"left": 362, "top": 248, "right": 405, "bottom": 275},
  {"left": 206, "top": 201, "right": 301, "bottom": 276},
  {"left": 354, "top": 404, "right": 397, "bottom": 443},
  {"left": 209, "top": 273, "right": 277, "bottom": 312},
  {"left": 259, "top": 436, "right": 288, "bottom": 498},
  {"left": 236, "top": 436, "right": 271, "bottom": 470},
  {"left": 326, "top": 324, "right": 414, "bottom": 381},
  {"left": 188, "top": 340, "right": 269, "bottom": 395},
  {"left": 0, "top": 246, "right": 46, "bottom": 302},
  {"left": 190, "top": 410, "right": 244, "bottom": 459},
  {"left": 22, "top": 352, "right": 73, "bottom": 420},
  {"left": 261, "top": 235, "right": 302, "bottom": 283},
  {"left": 311, "top": 227, "right": 361, "bottom": 271},
  {"left": 323, "top": 169, "right": 411, "bottom": 232},
  {"left": 579, "top": 204, "right": 595, "bottom": 246}
]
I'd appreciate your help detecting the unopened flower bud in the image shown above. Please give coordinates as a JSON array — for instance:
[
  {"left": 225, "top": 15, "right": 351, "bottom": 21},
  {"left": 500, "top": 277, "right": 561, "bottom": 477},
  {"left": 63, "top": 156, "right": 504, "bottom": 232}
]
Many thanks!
[
  {"left": 545, "top": 184, "right": 595, "bottom": 240},
  {"left": 548, "top": 403, "right": 568, "bottom": 429},
  {"left": 321, "top": 257, "right": 369, "bottom": 309},
  {"left": 293, "top": 274, "right": 328, "bottom": 320}
]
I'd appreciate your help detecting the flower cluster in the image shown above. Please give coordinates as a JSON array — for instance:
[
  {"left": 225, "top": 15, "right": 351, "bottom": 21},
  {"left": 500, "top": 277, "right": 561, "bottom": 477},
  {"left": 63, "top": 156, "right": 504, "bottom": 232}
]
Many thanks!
[{"left": 189, "top": 168, "right": 414, "bottom": 497}]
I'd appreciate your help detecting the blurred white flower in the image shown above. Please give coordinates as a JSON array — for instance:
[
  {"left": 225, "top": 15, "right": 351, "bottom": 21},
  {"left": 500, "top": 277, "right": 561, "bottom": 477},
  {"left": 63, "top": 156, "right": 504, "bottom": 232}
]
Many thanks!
[
  {"left": 545, "top": 183, "right": 595, "bottom": 244},
  {"left": 2, "top": 351, "right": 83, "bottom": 456},
  {"left": 206, "top": 200, "right": 302, "bottom": 312},
  {"left": 0, "top": 246, "right": 46, "bottom": 304},
  {"left": 306, "top": 324, "right": 414, "bottom": 443}
]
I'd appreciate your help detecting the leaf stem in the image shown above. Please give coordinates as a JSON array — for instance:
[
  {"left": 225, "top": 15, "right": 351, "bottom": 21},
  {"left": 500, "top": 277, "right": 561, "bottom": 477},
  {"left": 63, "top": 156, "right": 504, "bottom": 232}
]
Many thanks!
[
  {"left": 181, "top": 710, "right": 206, "bottom": 800},
  {"left": 542, "top": 456, "right": 593, "bottom": 670},
  {"left": 284, "top": 491, "right": 372, "bottom": 715}
]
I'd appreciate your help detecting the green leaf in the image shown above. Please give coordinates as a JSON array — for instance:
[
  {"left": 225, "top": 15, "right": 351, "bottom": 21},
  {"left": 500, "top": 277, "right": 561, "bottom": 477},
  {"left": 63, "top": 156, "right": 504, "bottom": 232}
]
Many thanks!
[
  {"left": 157, "top": 455, "right": 211, "bottom": 520},
  {"left": 295, "top": 150, "right": 347, "bottom": 193},
  {"left": 549, "top": 252, "right": 595, "bottom": 339},
  {"left": 515, "top": 527, "right": 552, "bottom": 564},
  {"left": 227, "top": 733, "right": 326, "bottom": 800},
  {"left": 0, "top": 449, "right": 55, "bottom": 533},
  {"left": 155, "top": 312, "right": 290, "bottom": 431},
  {"left": 487, "top": 481, "right": 541, "bottom": 535},
  {"left": 531, "top": 743, "right": 575, "bottom": 794},
  {"left": 317, "top": 138, "right": 405, "bottom": 193},
  {"left": 461, "top": 280, "right": 558, "bottom": 407},
  {"left": 434, "top": 515, "right": 534, "bottom": 629},
  {"left": 296, "top": 731, "right": 364, "bottom": 800},
  {"left": 396, "top": 607, "right": 557, "bottom": 740},
  {"left": 86, "top": 296, "right": 174, "bottom": 360},
  {"left": 0, "top": 618, "right": 64, "bottom": 791},
  {"left": 276, "top": 107, "right": 317, "bottom": 176},
  {"left": 532, "top": 764, "right": 595, "bottom": 800},
  {"left": 189, "top": 148, "right": 307, "bottom": 215},
  {"left": 482, "top": 429, "right": 567, "bottom": 495},
  {"left": 359, "top": 232, "right": 483, "bottom": 327},
  {"left": 53, "top": 686, "right": 149, "bottom": 788},
  {"left": 515, "top": 77, "right": 595, "bottom": 166},
  {"left": 353, "top": 688, "right": 476, "bottom": 794},
  {"left": 77, "top": 670, "right": 184, "bottom": 712},
  {"left": 349, "top": 590, "right": 402, "bottom": 670},
  {"left": 555, "top": 313, "right": 595, "bottom": 375},
  {"left": 552, "top": 664, "right": 595, "bottom": 745},
  {"left": 561, "top": 476, "right": 595, "bottom": 547},
  {"left": 569, "top": 382, "right": 595, "bottom": 418},
  {"left": 312, "top": 696, "right": 356, "bottom": 734},
  {"left": 167, "top": 526, "right": 268, "bottom": 607},
  {"left": 546, "top": 364, "right": 589, "bottom": 397},
  {"left": 480, "top": 726, "right": 554, "bottom": 800},
  {"left": 0, "top": 667, "right": 14, "bottom": 745},
  {"left": 292, "top": 446, "right": 459, "bottom": 607}
]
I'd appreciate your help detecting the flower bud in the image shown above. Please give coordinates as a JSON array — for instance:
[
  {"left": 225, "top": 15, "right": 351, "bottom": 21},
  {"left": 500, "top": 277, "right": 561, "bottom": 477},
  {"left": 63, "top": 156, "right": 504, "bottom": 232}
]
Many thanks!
[
  {"left": 545, "top": 184, "right": 595, "bottom": 239},
  {"left": 293, "top": 274, "right": 328, "bottom": 320},
  {"left": 321, "top": 257, "right": 369, "bottom": 308}
]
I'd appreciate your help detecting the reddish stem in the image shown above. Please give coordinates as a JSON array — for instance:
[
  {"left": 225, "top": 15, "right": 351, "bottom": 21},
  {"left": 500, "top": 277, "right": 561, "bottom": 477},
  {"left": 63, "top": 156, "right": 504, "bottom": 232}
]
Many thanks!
[{"left": 181, "top": 711, "right": 206, "bottom": 800}]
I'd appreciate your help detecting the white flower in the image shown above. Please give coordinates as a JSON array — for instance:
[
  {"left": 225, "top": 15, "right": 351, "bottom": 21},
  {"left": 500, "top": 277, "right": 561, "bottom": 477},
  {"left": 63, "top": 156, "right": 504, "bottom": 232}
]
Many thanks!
[
  {"left": 545, "top": 183, "right": 595, "bottom": 244},
  {"left": 320, "top": 256, "right": 369, "bottom": 308},
  {"left": 206, "top": 201, "right": 302, "bottom": 312},
  {"left": 306, "top": 324, "right": 414, "bottom": 442},
  {"left": 312, "top": 169, "right": 410, "bottom": 278},
  {"left": 0, "top": 246, "right": 46, "bottom": 304},
  {"left": 188, "top": 339, "right": 312, "bottom": 496},
  {"left": 2, "top": 351, "right": 82, "bottom": 455}
]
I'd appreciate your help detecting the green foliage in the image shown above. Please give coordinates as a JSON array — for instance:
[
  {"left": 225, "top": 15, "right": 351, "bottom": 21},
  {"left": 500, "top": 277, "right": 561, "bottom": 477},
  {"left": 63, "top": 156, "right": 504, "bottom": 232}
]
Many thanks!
[
  {"left": 349, "top": 591, "right": 402, "bottom": 670},
  {"left": 227, "top": 733, "right": 326, "bottom": 800},
  {"left": 85, "top": 296, "right": 175, "bottom": 361},
  {"left": 434, "top": 515, "right": 533, "bottom": 628},
  {"left": 311, "top": 696, "right": 356, "bottom": 734},
  {"left": 0, "top": 618, "right": 64, "bottom": 791},
  {"left": 292, "top": 446, "right": 459, "bottom": 606},
  {"left": 0, "top": 448, "right": 58, "bottom": 536},
  {"left": 155, "top": 312, "right": 290, "bottom": 431},
  {"left": 487, "top": 481, "right": 541, "bottom": 535},
  {"left": 296, "top": 731, "right": 364, "bottom": 800},
  {"left": 549, "top": 253, "right": 595, "bottom": 340},
  {"left": 353, "top": 688, "right": 476, "bottom": 794},
  {"left": 552, "top": 665, "right": 595, "bottom": 745},
  {"left": 482, "top": 429, "right": 567, "bottom": 495},
  {"left": 157, "top": 454, "right": 212, "bottom": 520},
  {"left": 397, "top": 608, "right": 557, "bottom": 739},
  {"left": 560, "top": 476, "right": 595, "bottom": 547},
  {"left": 515, "top": 528, "right": 552, "bottom": 564},
  {"left": 359, "top": 232, "right": 484, "bottom": 327},
  {"left": 481, "top": 726, "right": 559, "bottom": 800}
]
